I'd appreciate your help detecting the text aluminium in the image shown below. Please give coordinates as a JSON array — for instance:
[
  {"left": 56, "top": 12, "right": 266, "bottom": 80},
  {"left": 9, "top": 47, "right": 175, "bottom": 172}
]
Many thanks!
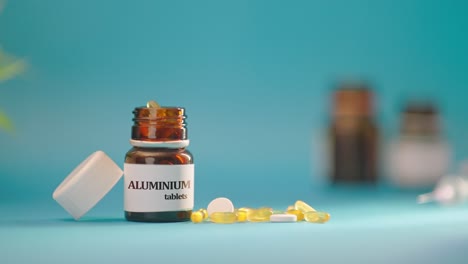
[{"left": 127, "top": 180, "right": 191, "bottom": 191}]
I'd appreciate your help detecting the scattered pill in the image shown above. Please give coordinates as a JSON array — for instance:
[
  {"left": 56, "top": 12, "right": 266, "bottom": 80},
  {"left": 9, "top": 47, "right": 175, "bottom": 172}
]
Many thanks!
[
  {"left": 304, "top": 211, "right": 331, "bottom": 223},
  {"left": 207, "top": 197, "right": 235, "bottom": 216},
  {"left": 237, "top": 207, "right": 252, "bottom": 220},
  {"left": 191, "top": 199, "right": 330, "bottom": 224},
  {"left": 236, "top": 210, "right": 248, "bottom": 222},
  {"left": 190, "top": 212, "right": 203, "bottom": 223},
  {"left": 295, "top": 200, "right": 316, "bottom": 213},
  {"left": 286, "top": 209, "right": 304, "bottom": 221},
  {"left": 191, "top": 209, "right": 208, "bottom": 223},
  {"left": 270, "top": 214, "right": 297, "bottom": 222},
  {"left": 210, "top": 212, "right": 237, "bottom": 224},
  {"left": 238, "top": 207, "right": 252, "bottom": 214},
  {"left": 248, "top": 207, "right": 273, "bottom": 222},
  {"left": 200, "top": 209, "right": 208, "bottom": 219}
]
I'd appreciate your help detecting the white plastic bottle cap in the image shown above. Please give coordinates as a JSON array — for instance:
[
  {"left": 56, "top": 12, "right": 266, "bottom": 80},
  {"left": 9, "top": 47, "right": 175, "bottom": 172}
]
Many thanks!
[
  {"left": 207, "top": 197, "right": 234, "bottom": 216},
  {"left": 52, "top": 151, "right": 123, "bottom": 220},
  {"left": 270, "top": 214, "right": 297, "bottom": 222}
]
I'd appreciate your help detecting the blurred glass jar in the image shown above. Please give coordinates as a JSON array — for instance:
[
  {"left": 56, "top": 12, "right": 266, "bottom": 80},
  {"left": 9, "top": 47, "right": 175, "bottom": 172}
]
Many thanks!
[
  {"left": 329, "top": 83, "right": 378, "bottom": 183},
  {"left": 387, "top": 102, "right": 451, "bottom": 188}
]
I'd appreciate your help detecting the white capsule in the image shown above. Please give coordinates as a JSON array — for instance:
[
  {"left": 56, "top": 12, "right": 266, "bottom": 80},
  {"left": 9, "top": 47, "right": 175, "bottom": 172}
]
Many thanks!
[
  {"left": 270, "top": 214, "right": 297, "bottom": 222},
  {"left": 207, "top": 197, "right": 234, "bottom": 216}
]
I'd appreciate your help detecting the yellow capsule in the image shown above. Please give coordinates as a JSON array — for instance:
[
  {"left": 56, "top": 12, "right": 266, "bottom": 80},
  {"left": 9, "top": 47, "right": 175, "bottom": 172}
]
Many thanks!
[
  {"left": 210, "top": 212, "right": 237, "bottom": 224},
  {"left": 237, "top": 207, "right": 253, "bottom": 218},
  {"left": 238, "top": 207, "right": 252, "bottom": 213},
  {"left": 304, "top": 211, "right": 330, "bottom": 223},
  {"left": 286, "top": 205, "right": 295, "bottom": 211},
  {"left": 191, "top": 211, "right": 204, "bottom": 223},
  {"left": 286, "top": 209, "right": 304, "bottom": 221},
  {"left": 236, "top": 210, "right": 248, "bottom": 222},
  {"left": 146, "top": 100, "right": 160, "bottom": 108},
  {"left": 272, "top": 210, "right": 284, "bottom": 214},
  {"left": 248, "top": 207, "right": 273, "bottom": 222},
  {"left": 190, "top": 209, "right": 208, "bottom": 223},
  {"left": 294, "top": 200, "right": 316, "bottom": 213},
  {"left": 199, "top": 209, "right": 208, "bottom": 220}
]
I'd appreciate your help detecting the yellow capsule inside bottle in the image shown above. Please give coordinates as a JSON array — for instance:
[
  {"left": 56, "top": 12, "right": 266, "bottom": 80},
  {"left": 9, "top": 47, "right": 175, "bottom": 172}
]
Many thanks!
[
  {"left": 210, "top": 212, "right": 237, "bottom": 224},
  {"left": 191, "top": 208, "right": 208, "bottom": 223},
  {"left": 248, "top": 207, "right": 273, "bottom": 222},
  {"left": 286, "top": 209, "right": 304, "bottom": 221},
  {"left": 294, "top": 200, "right": 316, "bottom": 213},
  {"left": 304, "top": 211, "right": 330, "bottom": 223},
  {"left": 146, "top": 100, "right": 161, "bottom": 108}
]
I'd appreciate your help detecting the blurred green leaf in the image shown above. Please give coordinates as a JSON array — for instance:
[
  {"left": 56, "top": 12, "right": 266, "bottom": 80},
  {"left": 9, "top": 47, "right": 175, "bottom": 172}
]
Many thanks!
[
  {"left": 0, "top": 59, "right": 26, "bottom": 82},
  {"left": 0, "top": 49, "right": 27, "bottom": 82},
  {"left": 0, "top": 3, "right": 23, "bottom": 134},
  {"left": 0, "top": 109, "right": 14, "bottom": 133}
]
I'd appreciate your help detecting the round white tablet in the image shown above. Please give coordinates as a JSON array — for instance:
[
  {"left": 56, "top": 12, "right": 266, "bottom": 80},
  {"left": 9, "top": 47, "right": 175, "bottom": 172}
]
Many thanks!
[
  {"left": 207, "top": 197, "right": 234, "bottom": 216},
  {"left": 270, "top": 214, "right": 297, "bottom": 222}
]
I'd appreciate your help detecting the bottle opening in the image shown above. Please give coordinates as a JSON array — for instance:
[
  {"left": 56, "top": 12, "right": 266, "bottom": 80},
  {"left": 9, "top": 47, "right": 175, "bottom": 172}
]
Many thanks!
[{"left": 131, "top": 106, "right": 187, "bottom": 141}]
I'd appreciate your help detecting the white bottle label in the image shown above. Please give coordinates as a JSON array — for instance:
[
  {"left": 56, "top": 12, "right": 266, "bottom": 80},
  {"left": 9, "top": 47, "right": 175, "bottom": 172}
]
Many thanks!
[{"left": 124, "top": 164, "right": 194, "bottom": 212}]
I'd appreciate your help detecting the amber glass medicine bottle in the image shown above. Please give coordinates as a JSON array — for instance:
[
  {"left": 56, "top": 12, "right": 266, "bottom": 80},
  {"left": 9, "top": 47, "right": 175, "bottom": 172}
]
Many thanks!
[
  {"left": 329, "top": 83, "right": 378, "bottom": 183},
  {"left": 124, "top": 103, "right": 194, "bottom": 222}
]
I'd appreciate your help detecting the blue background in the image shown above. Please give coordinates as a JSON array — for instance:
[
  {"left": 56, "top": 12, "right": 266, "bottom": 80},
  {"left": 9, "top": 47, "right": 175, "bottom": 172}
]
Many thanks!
[{"left": 1, "top": 1, "right": 468, "bottom": 263}]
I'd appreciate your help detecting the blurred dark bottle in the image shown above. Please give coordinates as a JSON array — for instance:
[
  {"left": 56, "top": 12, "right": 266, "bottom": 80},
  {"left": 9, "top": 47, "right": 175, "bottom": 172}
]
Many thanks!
[
  {"left": 387, "top": 102, "right": 451, "bottom": 188},
  {"left": 329, "top": 82, "right": 378, "bottom": 183}
]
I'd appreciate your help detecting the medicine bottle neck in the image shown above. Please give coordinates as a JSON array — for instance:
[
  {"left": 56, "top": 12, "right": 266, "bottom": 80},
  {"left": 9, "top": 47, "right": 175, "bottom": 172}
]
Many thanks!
[
  {"left": 131, "top": 106, "right": 187, "bottom": 142},
  {"left": 132, "top": 146, "right": 187, "bottom": 151}
]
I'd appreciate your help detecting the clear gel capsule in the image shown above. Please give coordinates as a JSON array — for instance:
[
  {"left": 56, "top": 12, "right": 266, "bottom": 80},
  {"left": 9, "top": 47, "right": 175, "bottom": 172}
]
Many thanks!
[
  {"left": 210, "top": 212, "right": 237, "bottom": 224},
  {"left": 294, "top": 200, "right": 316, "bottom": 213},
  {"left": 201, "top": 209, "right": 208, "bottom": 219},
  {"left": 304, "top": 211, "right": 330, "bottom": 223},
  {"left": 191, "top": 209, "right": 208, "bottom": 223},
  {"left": 146, "top": 100, "right": 160, "bottom": 108},
  {"left": 146, "top": 100, "right": 160, "bottom": 117},
  {"left": 237, "top": 207, "right": 253, "bottom": 218},
  {"left": 286, "top": 209, "right": 304, "bottom": 221},
  {"left": 248, "top": 207, "right": 273, "bottom": 222},
  {"left": 237, "top": 207, "right": 252, "bottom": 213},
  {"left": 236, "top": 210, "right": 248, "bottom": 222}
]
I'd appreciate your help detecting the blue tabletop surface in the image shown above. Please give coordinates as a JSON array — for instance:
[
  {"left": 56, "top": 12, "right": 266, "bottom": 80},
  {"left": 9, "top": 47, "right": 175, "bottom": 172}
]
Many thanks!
[{"left": 2, "top": 182, "right": 468, "bottom": 264}]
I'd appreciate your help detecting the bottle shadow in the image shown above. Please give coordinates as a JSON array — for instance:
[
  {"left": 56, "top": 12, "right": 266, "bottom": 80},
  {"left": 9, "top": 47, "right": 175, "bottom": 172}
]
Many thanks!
[
  {"left": 0, "top": 217, "right": 128, "bottom": 227},
  {"left": 0, "top": 217, "right": 196, "bottom": 227},
  {"left": 60, "top": 217, "right": 127, "bottom": 223}
]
